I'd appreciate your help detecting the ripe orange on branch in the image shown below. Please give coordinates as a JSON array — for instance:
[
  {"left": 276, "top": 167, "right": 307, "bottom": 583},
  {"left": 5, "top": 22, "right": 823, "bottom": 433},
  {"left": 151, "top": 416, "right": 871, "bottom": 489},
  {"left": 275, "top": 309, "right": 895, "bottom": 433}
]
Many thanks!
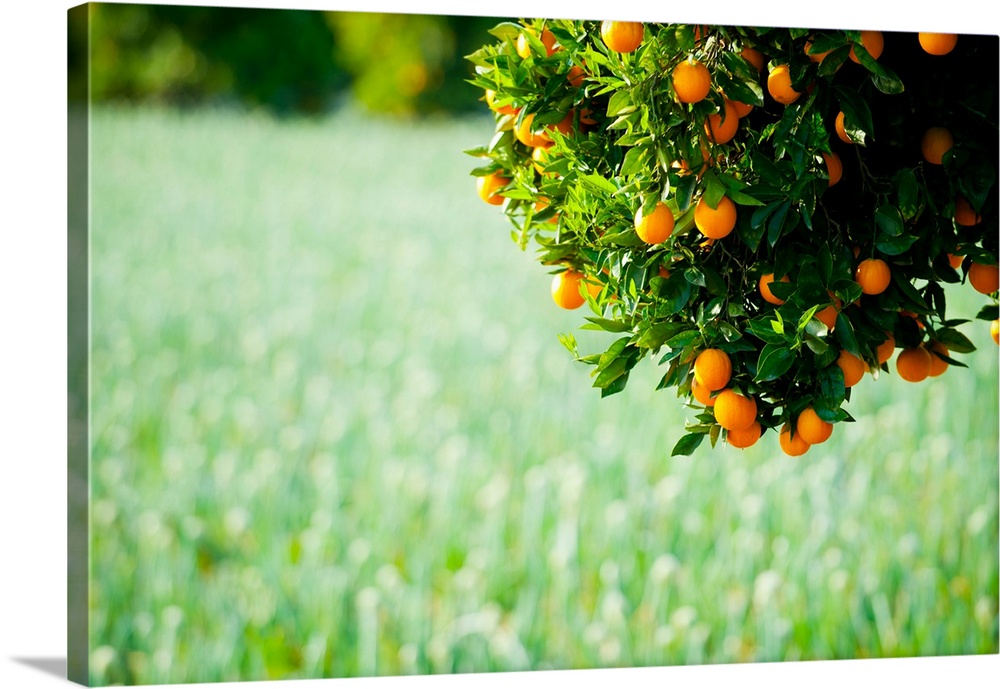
[
  {"left": 921, "top": 126, "right": 954, "bottom": 165},
  {"left": 834, "top": 111, "right": 852, "bottom": 144},
  {"left": 759, "top": 273, "right": 789, "bottom": 305},
  {"left": 740, "top": 46, "right": 765, "bottom": 72},
  {"left": 694, "top": 195, "right": 737, "bottom": 239},
  {"left": 855, "top": 258, "right": 891, "bottom": 295},
  {"left": 876, "top": 332, "right": 896, "bottom": 364},
  {"left": 672, "top": 57, "right": 711, "bottom": 104},
  {"left": 823, "top": 152, "right": 843, "bottom": 186},
  {"left": 849, "top": 30, "right": 884, "bottom": 63},
  {"left": 896, "top": 346, "right": 932, "bottom": 382},
  {"left": 836, "top": 350, "right": 867, "bottom": 387},
  {"left": 968, "top": 262, "right": 999, "bottom": 294},
  {"left": 926, "top": 342, "right": 950, "bottom": 377},
  {"left": 516, "top": 28, "right": 558, "bottom": 58},
  {"left": 767, "top": 64, "right": 800, "bottom": 104},
  {"left": 919, "top": 32, "right": 958, "bottom": 56},
  {"left": 796, "top": 407, "right": 833, "bottom": 445},
  {"left": 713, "top": 389, "right": 758, "bottom": 431},
  {"left": 601, "top": 21, "right": 644, "bottom": 53},
  {"left": 477, "top": 172, "right": 509, "bottom": 205},
  {"left": 705, "top": 100, "right": 740, "bottom": 145},
  {"left": 634, "top": 201, "right": 675, "bottom": 244},
  {"left": 726, "top": 421, "right": 761, "bottom": 449},
  {"left": 955, "top": 197, "right": 982, "bottom": 226},
  {"left": 779, "top": 424, "right": 811, "bottom": 456},
  {"left": 694, "top": 348, "right": 732, "bottom": 391}
]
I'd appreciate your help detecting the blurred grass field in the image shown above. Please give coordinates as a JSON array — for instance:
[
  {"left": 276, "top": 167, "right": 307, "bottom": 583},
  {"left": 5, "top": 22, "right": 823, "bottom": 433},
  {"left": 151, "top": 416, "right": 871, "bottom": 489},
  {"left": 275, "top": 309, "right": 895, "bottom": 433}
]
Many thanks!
[{"left": 87, "top": 105, "right": 999, "bottom": 685}]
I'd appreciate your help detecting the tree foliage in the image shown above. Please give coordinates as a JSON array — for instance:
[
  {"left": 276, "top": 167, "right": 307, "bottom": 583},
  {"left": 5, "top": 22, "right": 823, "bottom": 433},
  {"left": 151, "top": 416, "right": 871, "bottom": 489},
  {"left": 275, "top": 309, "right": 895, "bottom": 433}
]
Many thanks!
[{"left": 467, "top": 20, "right": 998, "bottom": 454}]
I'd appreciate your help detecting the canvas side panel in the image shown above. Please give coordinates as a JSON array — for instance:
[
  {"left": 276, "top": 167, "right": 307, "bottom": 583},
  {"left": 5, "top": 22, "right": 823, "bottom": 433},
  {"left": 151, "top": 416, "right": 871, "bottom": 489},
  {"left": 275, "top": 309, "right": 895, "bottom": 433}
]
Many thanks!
[{"left": 68, "top": 3, "right": 91, "bottom": 686}]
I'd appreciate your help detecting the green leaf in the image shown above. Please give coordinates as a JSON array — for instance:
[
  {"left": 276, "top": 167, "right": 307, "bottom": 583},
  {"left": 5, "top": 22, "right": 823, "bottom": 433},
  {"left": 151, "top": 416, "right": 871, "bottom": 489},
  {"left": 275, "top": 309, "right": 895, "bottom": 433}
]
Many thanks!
[
  {"left": 895, "top": 168, "right": 919, "bottom": 219},
  {"left": 558, "top": 332, "right": 578, "bottom": 357},
  {"left": 935, "top": 327, "right": 976, "bottom": 353},
  {"left": 601, "top": 373, "right": 631, "bottom": 397},
  {"left": 582, "top": 317, "right": 633, "bottom": 333},
  {"left": 488, "top": 22, "right": 525, "bottom": 41},
  {"left": 875, "top": 233, "right": 918, "bottom": 256},
  {"left": 579, "top": 173, "right": 618, "bottom": 196},
  {"left": 874, "top": 205, "right": 904, "bottom": 237},
  {"left": 755, "top": 343, "right": 797, "bottom": 382},
  {"left": 835, "top": 86, "right": 875, "bottom": 142},
  {"left": 871, "top": 66, "right": 905, "bottom": 95},
  {"left": 658, "top": 271, "right": 693, "bottom": 315},
  {"left": 976, "top": 304, "right": 1000, "bottom": 321},
  {"left": 834, "top": 312, "right": 860, "bottom": 356},
  {"left": 671, "top": 431, "right": 705, "bottom": 457},
  {"left": 620, "top": 145, "right": 651, "bottom": 177},
  {"left": 606, "top": 88, "right": 635, "bottom": 116},
  {"left": 701, "top": 171, "right": 727, "bottom": 209}
]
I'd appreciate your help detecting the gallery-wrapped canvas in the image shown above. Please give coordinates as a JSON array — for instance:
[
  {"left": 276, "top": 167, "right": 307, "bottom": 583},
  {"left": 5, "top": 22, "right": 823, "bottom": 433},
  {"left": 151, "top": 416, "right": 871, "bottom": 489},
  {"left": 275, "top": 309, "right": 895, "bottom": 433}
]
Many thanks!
[{"left": 68, "top": 2, "right": 999, "bottom": 686}]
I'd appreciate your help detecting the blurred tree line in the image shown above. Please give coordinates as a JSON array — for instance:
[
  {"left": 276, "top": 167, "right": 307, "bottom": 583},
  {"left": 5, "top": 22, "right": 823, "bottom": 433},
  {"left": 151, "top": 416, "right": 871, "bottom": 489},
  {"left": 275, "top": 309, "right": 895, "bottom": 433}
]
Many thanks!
[{"left": 70, "top": 3, "right": 508, "bottom": 115}]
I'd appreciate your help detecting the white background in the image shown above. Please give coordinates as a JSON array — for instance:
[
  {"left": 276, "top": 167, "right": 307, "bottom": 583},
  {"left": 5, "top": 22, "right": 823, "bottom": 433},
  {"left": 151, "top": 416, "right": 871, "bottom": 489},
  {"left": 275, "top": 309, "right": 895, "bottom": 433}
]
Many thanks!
[{"left": 1, "top": 1, "right": 996, "bottom": 687}]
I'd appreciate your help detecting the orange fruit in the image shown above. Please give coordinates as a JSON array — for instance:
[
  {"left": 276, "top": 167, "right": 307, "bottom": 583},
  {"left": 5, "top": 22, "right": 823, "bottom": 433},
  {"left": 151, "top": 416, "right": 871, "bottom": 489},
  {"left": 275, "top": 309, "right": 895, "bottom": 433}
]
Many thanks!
[
  {"left": 816, "top": 303, "right": 839, "bottom": 330},
  {"left": 919, "top": 33, "right": 958, "bottom": 56},
  {"left": 896, "top": 346, "right": 932, "bottom": 382},
  {"left": 567, "top": 65, "right": 586, "bottom": 87},
  {"left": 532, "top": 144, "right": 553, "bottom": 174},
  {"left": 485, "top": 89, "right": 518, "bottom": 116},
  {"left": 726, "top": 421, "right": 761, "bottom": 449},
  {"left": 694, "top": 348, "right": 733, "bottom": 391},
  {"left": 516, "top": 28, "right": 558, "bottom": 59},
  {"left": 713, "top": 389, "right": 758, "bottom": 432},
  {"left": 991, "top": 319, "right": 999, "bottom": 345},
  {"left": 705, "top": 99, "right": 740, "bottom": 144},
  {"left": 694, "top": 195, "right": 737, "bottom": 239},
  {"left": 477, "top": 172, "right": 509, "bottom": 205},
  {"left": 849, "top": 30, "right": 884, "bottom": 63},
  {"left": 948, "top": 253, "right": 964, "bottom": 269},
  {"left": 672, "top": 57, "right": 712, "bottom": 104},
  {"left": 730, "top": 98, "right": 754, "bottom": 118},
  {"left": 741, "top": 46, "right": 765, "bottom": 72},
  {"left": 779, "top": 424, "right": 811, "bottom": 456},
  {"left": 837, "top": 349, "right": 867, "bottom": 387},
  {"left": 514, "top": 113, "right": 549, "bottom": 148},
  {"left": 767, "top": 64, "right": 801, "bottom": 105},
  {"left": 601, "top": 20, "right": 644, "bottom": 53},
  {"left": 921, "top": 126, "right": 954, "bottom": 165},
  {"left": 926, "top": 341, "right": 949, "bottom": 377},
  {"left": 823, "top": 152, "right": 843, "bottom": 186},
  {"left": 759, "top": 273, "right": 789, "bottom": 305},
  {"left": 534, "top": 197, "right": 559, "bottom": 223},
  {"left": 542, "top": 111, "right": 575, "bottom": 141},
  {"left": 834, "top": 111, "right": 852, "bottom": 144},
  {"left": 876, "top": 331, "right": 896, "bottom": 364},
  {"left": 551, "top": 270, "right": 588, "bottom": 309},
  {"left": 855, "top": 258, "right": 891, "bottom": 295},
  {"left": 796, "top": 407, "right": 833, "bottom": 445},
  {"left": 691, "top": 377, "right": 717, "bottom": 406},
  {"left": 634, "top": 201, "right": 675, "bottom": 244},
  {"left": 955, "top": 197, "right": 982, "bottom": 226},
  {"left": 969, "top": 262, "right": 1000, "bottom": 294},
  {"left": 804, "top": 39, "right": 832, "bottom": 63}
]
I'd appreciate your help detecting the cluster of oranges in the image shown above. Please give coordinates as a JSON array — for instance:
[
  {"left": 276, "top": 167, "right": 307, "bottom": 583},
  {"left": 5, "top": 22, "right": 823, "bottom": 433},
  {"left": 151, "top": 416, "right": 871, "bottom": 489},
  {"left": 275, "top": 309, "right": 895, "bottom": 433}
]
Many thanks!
[{"left": 470, "top": 21, "right": 997, "bottom": 455}]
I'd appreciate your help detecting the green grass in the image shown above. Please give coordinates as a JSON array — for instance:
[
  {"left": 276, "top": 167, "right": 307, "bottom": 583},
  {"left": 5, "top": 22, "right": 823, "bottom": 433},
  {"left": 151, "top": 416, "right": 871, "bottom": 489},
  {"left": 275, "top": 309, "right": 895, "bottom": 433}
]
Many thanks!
[{"left": 87, "top": 105, "right": 999, "bottom": 685}]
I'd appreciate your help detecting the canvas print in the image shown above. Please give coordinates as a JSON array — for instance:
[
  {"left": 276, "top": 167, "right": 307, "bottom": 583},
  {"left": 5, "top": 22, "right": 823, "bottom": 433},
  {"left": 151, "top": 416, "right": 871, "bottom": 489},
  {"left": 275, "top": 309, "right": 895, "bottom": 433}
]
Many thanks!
[{"left": 68, "top": 2, "right": 999, "bottom": 686}]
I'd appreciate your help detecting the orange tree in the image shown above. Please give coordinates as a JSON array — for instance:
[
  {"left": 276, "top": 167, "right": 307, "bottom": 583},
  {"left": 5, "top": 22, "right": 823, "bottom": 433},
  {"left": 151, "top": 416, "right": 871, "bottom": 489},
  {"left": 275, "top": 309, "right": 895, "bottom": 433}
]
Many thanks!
[{"left": 466, "top": 21, "right": 998, "bottom": 455}]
